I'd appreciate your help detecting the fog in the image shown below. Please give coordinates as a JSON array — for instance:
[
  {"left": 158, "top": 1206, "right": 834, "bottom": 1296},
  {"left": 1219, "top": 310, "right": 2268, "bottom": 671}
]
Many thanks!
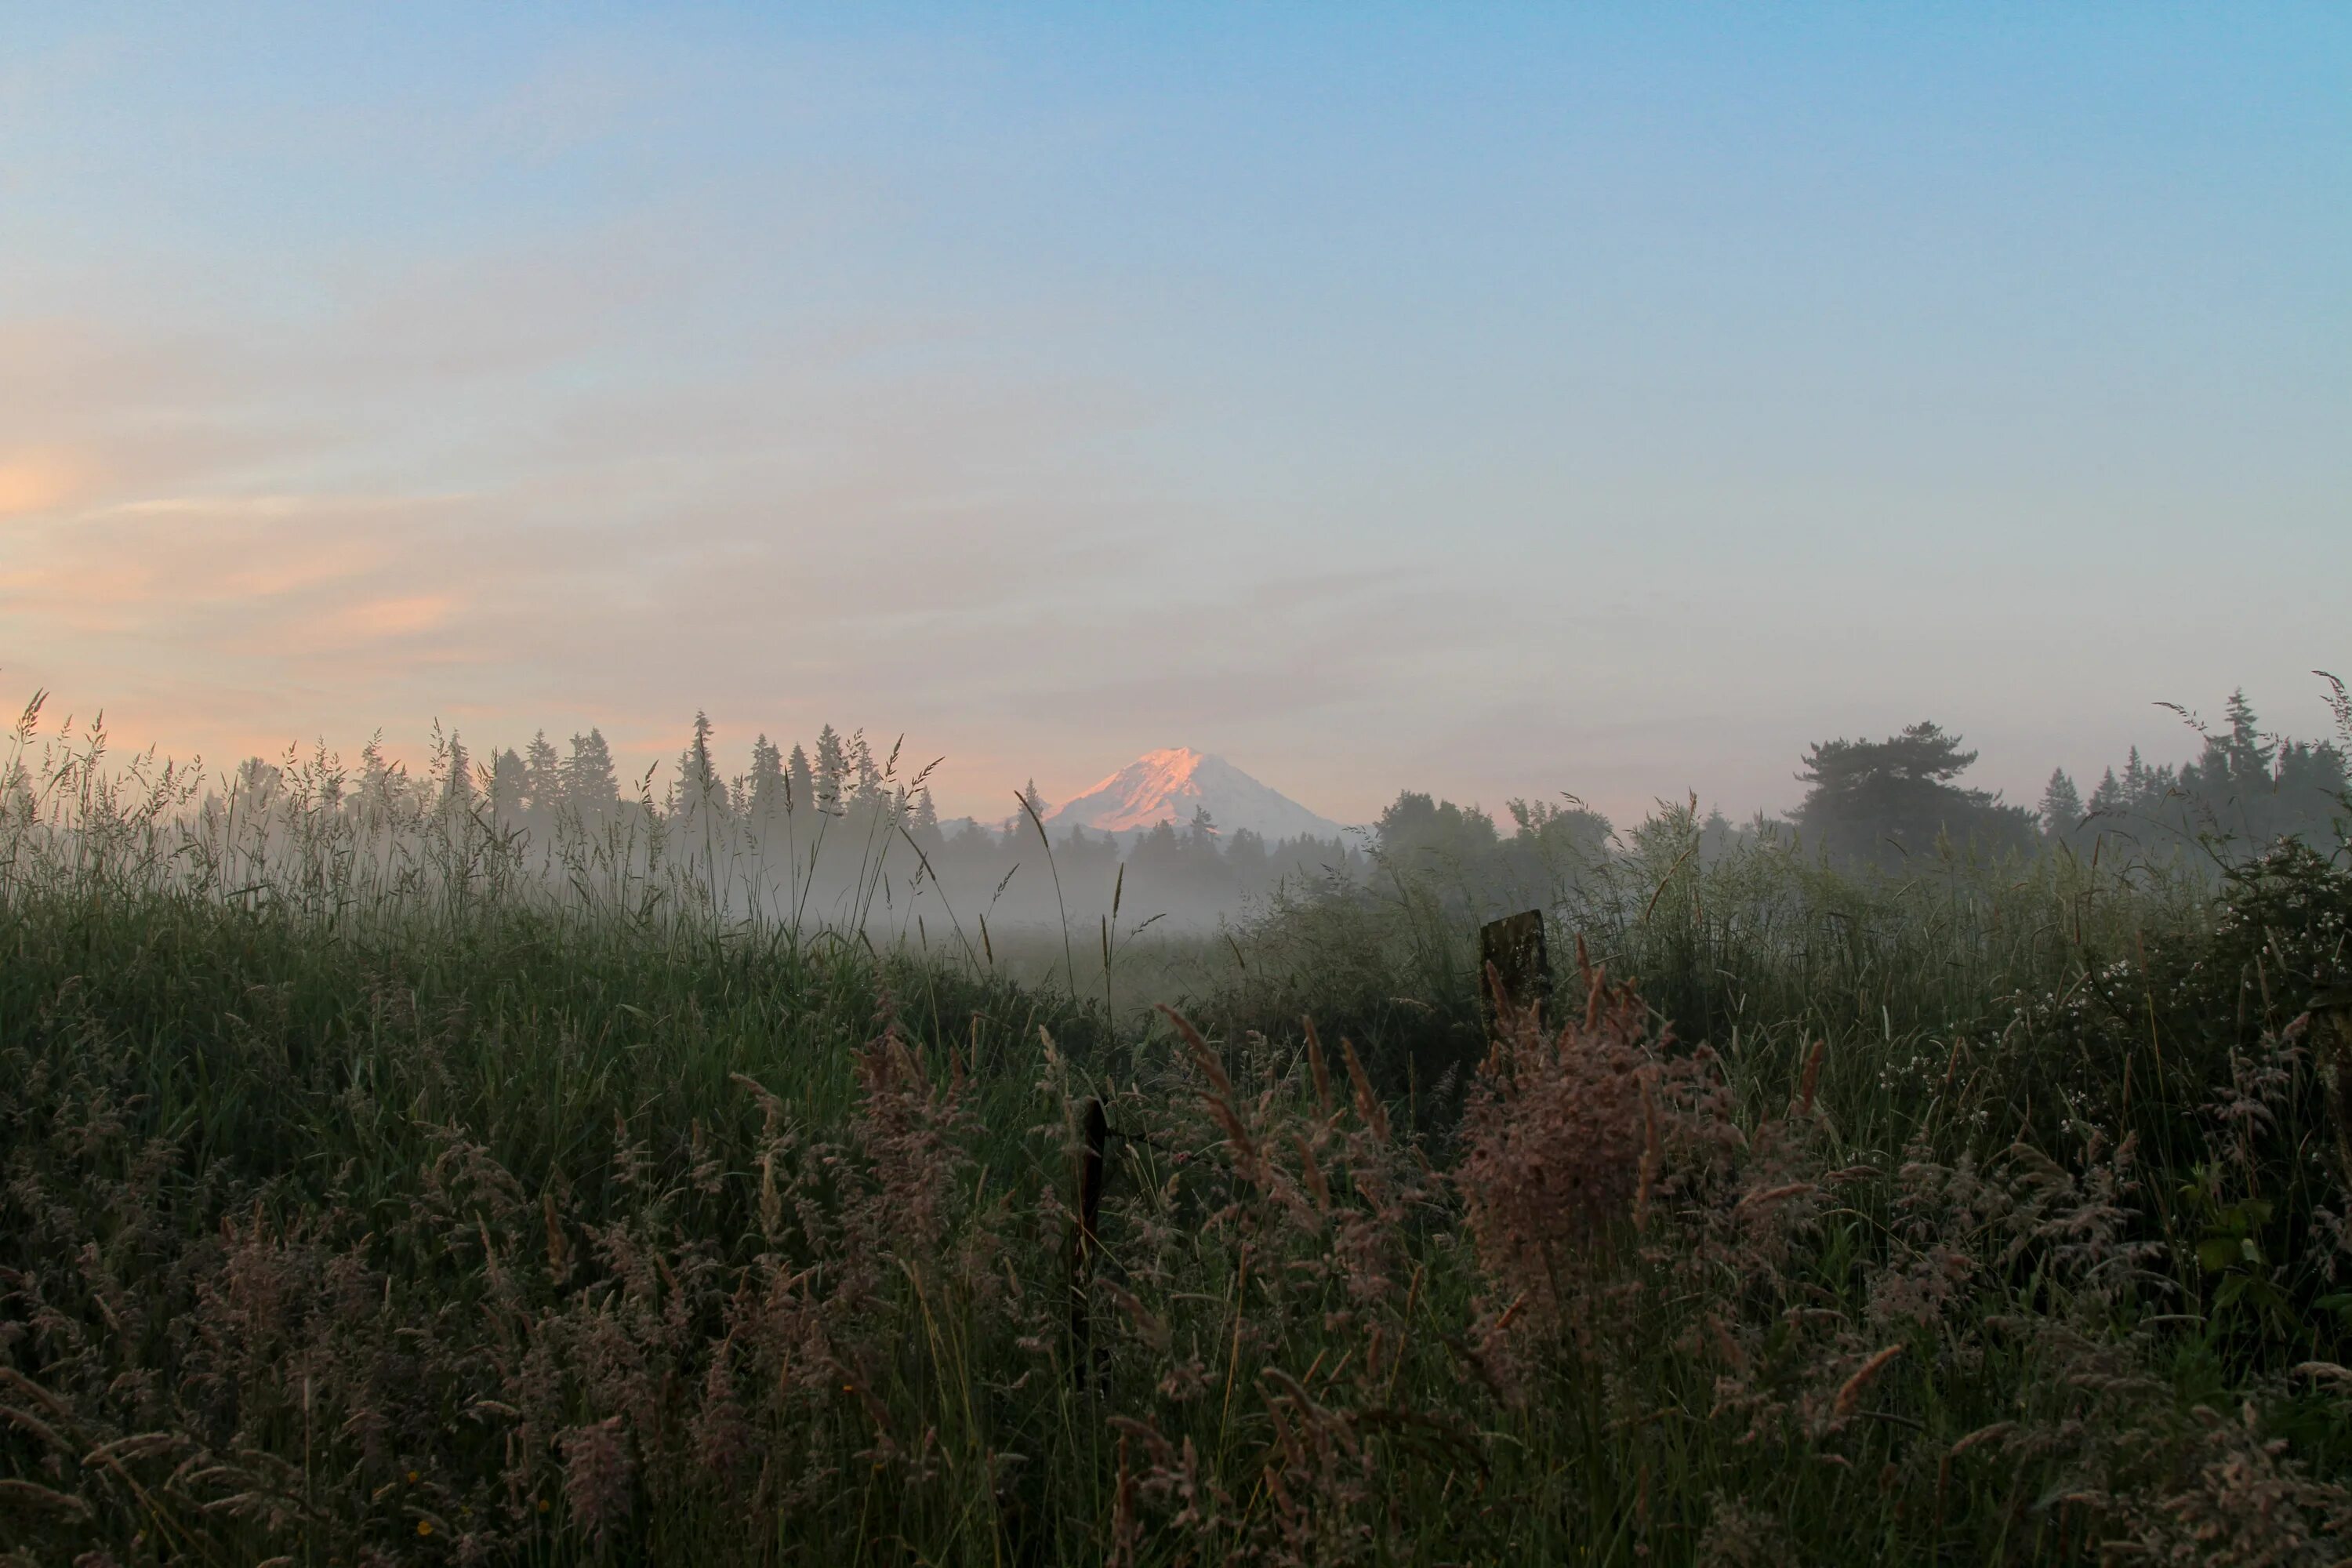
[{"left": 13, "top": 676, "right": 2319, "bottom": 956}]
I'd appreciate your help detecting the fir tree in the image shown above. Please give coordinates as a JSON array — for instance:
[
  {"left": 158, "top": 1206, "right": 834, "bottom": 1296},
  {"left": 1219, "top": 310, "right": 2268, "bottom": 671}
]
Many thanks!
[
  {"left": 522, "top": 731, "right": 564, "bottom": 820},
  {"left": 2223, "top": 688, "right": 2267, "bottom": 784},
  {"left": 1010, "top": 778, "right": 1049, "bottom": 837},
  {"left": 2122, "top": 746, "right": 2151, "bottom": 803},
  {"left": 814, "top": 725, "right": 847, "bottom": 812},
  {"left": 564, "top": 730, "right": 619, "bottom": 823},
  {"left": 850, "top": 730, "right": 882, "bottom": 808},
  {"left": 787, "top": 743, "right": 815, "bottom": 818},
  {"left": 673, "top": 710, "right": 728, "bottom": 821},
  {"left": 490, "top": 747, "right": 527, "bottom": 821},
  {"left": 2086, "top": 767, "right": 2125, "bottom": 817},
  {"left": 2038, "top": 768, "right": 2084, "bottom": 840},
  {"left": 443, "top": 734, "right": 474, "bottom": 807},
  {"left": 747, "top": 734, "right": 786, "bottom": 822}
]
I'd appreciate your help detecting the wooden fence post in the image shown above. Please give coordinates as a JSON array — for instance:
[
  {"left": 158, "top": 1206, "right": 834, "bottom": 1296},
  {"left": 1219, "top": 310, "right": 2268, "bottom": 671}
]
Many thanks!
[{"left": 1479, "top": 909, "right": 1552, "bottom": 1036}]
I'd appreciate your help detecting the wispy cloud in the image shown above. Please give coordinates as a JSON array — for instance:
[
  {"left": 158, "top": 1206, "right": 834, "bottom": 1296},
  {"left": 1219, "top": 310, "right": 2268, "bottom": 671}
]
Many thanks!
[
  {"left": 2, "top": 9, "right": 2342, "bottom": 824},
  {"left": 0, "top": 451, "right": 84, "bottom": 517}
]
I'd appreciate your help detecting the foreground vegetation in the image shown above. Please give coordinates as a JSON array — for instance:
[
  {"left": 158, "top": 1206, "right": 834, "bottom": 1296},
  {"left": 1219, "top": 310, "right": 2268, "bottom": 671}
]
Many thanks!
[{"left": 5, "top": 707, "right": 2352, "bottom": 1563}]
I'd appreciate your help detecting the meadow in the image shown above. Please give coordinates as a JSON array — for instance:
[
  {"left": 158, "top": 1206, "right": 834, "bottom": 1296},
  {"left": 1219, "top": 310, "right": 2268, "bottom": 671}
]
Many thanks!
[{"left": 4, "top": 703, "right": 2352, "bottom": 1564}]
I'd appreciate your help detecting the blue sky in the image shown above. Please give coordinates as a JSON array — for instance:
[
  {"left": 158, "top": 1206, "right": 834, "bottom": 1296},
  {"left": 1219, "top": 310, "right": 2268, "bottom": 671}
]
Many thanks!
[{"left": 2, "top": 5, "right": 2345, "bottom": 823}]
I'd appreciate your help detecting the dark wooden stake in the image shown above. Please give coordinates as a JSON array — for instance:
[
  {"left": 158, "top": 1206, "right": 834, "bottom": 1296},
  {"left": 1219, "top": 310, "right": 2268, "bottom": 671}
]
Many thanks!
[{"left": 1479, "top": 909, "right": 1552, "bottom": 1036}]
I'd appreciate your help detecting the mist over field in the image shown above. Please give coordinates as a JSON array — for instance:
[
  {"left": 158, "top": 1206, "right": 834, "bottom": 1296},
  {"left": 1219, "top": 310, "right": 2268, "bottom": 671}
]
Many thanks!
[
  {"left": 4, "top": 6, "right": 2350, "bottom": 1564},
  {"left": 17, "top": 678, "right": 2330, "bottom": 940}
]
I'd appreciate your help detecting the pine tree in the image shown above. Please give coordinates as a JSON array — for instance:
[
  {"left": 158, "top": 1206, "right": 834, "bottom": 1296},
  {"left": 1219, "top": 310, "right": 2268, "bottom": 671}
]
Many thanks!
[
  {"left": 673, "top": 710, "right": 728, "bottom": 821},
  {"left": 490, "top": 747, "right": 527, "bottom": 821},
  {"left": 850, "top": 730, "right": 882, "bottom": 808},
  {"left": 522, "top": 731, "right": 563, "bottom": 820},
  {"left": 564, "top": 730, "right": 619, "bottom": 823},
  {"left": 1009, "top": 778, "right": 1049, "bottom": 838},
  {"left": 747, "top": 733, "right": 786, "bottom": 822},
  {"left": 2038, "top": 768, "right": 2084, "bottom": 840},
  {"left": 787, "top": 743, "right": 815, "bottom": 818},
  {"left": 2086, "top": 767, "right": 2125, "bottom": 817},
  {"left": 2122, "top": 746, "right": 2151, "bottom": 803},
  {"left": 2223, "top": 688, "right": 2268, "bottom": 784},
  {"left": 814, "top": 725, "right": 847, "bottom": 812},
  {"left": 1792, "top": 721, "right": 2034, "bottom": 862},
  {"left": 444, "top": 734, "right": 474, "bottom": 807}
]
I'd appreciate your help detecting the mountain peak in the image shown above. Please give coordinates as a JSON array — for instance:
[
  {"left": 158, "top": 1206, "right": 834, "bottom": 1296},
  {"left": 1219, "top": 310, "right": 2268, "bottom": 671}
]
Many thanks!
[{"left": 1044, "top": 749, "right": 1343, "bottom": 842}]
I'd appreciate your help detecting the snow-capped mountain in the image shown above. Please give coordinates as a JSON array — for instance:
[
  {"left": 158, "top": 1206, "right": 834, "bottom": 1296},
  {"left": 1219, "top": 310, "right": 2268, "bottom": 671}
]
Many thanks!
[{"left": 1044, "top": 749, "right": 1345, "bottom": 844}]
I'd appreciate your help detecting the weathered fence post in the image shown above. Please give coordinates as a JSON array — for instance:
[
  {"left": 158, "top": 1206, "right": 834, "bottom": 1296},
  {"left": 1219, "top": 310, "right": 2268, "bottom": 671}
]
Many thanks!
[
  {"left": 1067, "top": 1095, "right": 1109, "bottom": 1388},
  {"left": 1479, "top": 909, "right": 1552, "bottom": 1036}
]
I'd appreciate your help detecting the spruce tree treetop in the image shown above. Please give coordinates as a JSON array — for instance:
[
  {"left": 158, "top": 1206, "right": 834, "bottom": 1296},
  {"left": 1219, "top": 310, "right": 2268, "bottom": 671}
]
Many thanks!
[
  {"left": 490, "top": 748, "right": 526, "bottom": 820},
  {"left": 1011, "top": 778, "right": 1049, "bottom": 836},
  {"left": 2038, "top": 768, "right": 2085, "bottom": 840},
  {"left": 443, "top": 733, "right": 474, "bottom": 805},
  {"left": 814, "top": 726, "right": 847, "bottom": 811},
  {"left": 747, "top": 734, "right": 785, "bottom": 822},
  {"left": 786, "top": 743, "right": 814, "bottom": 817},
  {"left": 564, "top": 729, "right": 619, "bottom": 818},
  {"left": 522, "top": 731, "right": 563, "bottom": 818}
]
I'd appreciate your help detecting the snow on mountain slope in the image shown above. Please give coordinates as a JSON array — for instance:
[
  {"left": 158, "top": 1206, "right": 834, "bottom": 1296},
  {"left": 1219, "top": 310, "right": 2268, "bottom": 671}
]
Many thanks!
[{"left": 1043, "top": 749, "right": 1345, "bottom": 843}]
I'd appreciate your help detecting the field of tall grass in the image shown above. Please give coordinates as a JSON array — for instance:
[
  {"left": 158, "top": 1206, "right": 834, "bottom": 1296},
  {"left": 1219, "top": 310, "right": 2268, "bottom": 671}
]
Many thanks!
[{"left": 5, "top": 701, "right": 2352, "bottom": 1563}]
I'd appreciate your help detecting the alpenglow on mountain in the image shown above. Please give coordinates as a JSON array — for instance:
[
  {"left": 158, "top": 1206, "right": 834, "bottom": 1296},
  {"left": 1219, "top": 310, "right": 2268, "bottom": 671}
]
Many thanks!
[{"left": 1043, "top": 749, "right": 1346, "bottom": 844}]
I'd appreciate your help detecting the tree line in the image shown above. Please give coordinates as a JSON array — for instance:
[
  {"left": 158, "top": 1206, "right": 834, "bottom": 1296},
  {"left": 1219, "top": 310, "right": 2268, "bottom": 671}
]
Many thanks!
[{"left": 193, "top": 684, "right": 2343, "bottom": 933}]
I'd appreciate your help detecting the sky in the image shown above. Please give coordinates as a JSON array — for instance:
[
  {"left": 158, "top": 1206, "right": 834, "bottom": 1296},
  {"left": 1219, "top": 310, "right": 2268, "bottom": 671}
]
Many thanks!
[{"left": 2, "top": 4, "right": 2346, "bottom": 828}]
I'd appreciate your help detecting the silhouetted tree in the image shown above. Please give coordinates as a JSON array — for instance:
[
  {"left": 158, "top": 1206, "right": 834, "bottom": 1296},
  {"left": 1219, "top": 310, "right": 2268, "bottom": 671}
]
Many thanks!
[
  {"left": 2167, "top": 690, "right": 2347, "bottom": 847},
  {"left": 522, "top": 731, "right": 563, "bottom": 822},
  {"left": 1377, "top": 791, "right": 1500, "bottom": 868},
  {"left": 786, "top": 743, "right": 815, "bottom": 819},
  {"left": 1793, "top": 721, "right": 2034, "bottom": 862},
  {"left": 564, "top": 729, "right": 619, "bottom": 825},
  {"left": 908, "top": 786, "right": 943, "bottom": 854},
  {"left": 233, "top": 755, "right": 284, "bottom": 807},
  {"left": 490, "top": 747, "right": 526, "bottom": 822},
  {"left": 747, "top": 733, "right": 786, "bottom": 824},
  {"left": 814, "top": 726, "right": 848, "bottom": 813},
  {"left": 1506, "top": 796, "right": 1612, "bottom": 860},
  {"left": 673, "top": 710, "right": 728, "bottom": 822},
  {"left": 1011, "top": 779, "right": 1049, "bottom": 837},
  {"left": 2038, "top": 768, "right": 2084, "bottom": 843},
  {"left": 1226, "top": 826, "right": 1270, "bottom": 883},
  {"left": 443, "top": 735, "right": 474, "bottom": 808},
  {"left": 2087, "top": 767, "right": 2126, "bottom": 818},
  {"left": 850, "top": 731, "right": 884, "bottom": 810}
]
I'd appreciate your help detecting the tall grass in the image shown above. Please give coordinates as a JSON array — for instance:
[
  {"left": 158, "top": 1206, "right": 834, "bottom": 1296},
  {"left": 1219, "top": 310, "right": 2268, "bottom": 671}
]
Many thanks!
[{"left": 4, "top": 710, "right": 2350, "bottom": 1563}]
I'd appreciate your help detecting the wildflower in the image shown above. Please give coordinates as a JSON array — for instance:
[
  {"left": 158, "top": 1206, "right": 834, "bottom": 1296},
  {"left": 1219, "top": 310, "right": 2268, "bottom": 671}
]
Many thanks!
[{"left": 416, "top": 1519, "right": 433, "bottom": 1537}]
